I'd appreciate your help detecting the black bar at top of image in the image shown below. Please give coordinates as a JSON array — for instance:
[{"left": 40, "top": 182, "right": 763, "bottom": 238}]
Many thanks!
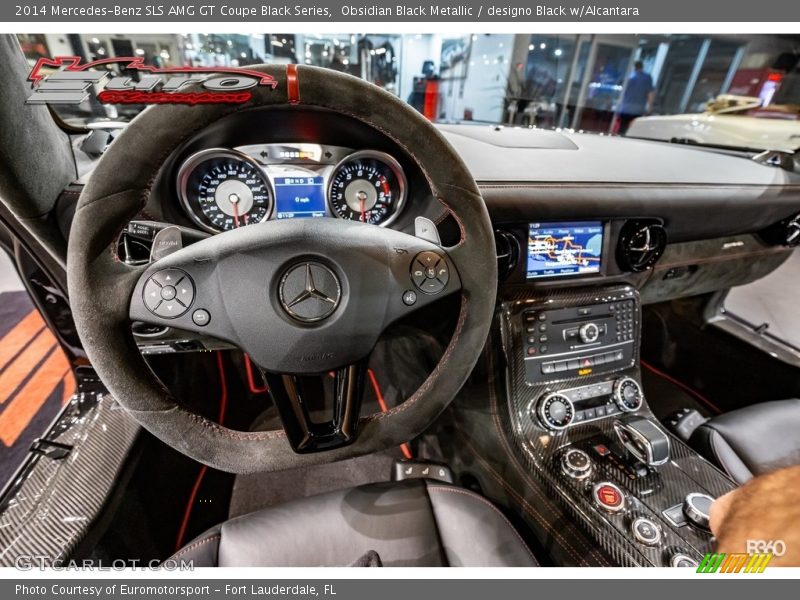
[{"left": 4, "top": 0, "right": 800, "bottom": 23}]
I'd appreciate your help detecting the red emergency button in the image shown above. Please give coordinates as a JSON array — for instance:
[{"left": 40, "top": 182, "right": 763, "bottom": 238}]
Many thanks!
[{"left": 592, "top": 482, "right": 625, "bottom": 513}]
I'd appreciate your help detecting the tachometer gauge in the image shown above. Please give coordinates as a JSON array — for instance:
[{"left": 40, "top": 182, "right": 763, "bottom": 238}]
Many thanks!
[
  {"left": 178, "top": 149, "right": 273, "bottom": 233},
  {"left": 328, "top": 150, "right": 407, "bottom": 227}
]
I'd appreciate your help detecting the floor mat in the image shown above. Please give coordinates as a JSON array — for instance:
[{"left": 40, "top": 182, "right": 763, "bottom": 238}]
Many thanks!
[{"left": 0, "top": 292, "right": 75, "bottom": 487}]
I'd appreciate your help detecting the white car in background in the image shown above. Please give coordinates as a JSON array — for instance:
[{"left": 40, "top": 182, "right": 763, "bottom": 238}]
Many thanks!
[{"left": 627, "top": 95, "right": 800, "bottom": 152}]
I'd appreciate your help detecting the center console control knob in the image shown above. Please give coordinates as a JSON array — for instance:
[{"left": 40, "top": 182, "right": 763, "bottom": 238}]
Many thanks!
[
  {"left": 613, "top": 377, "right": 644, "bottom": 412},
  {"left": 561, "top": 448, "right": 592, "bottom": 479},
  {"left": 670, "top": 553, "right": 699, "bottom": 568},
  {"left": 536, "top": 392, "right": 575, "bottom": 431},
  {"left": 631, "top": 516, "right": 662, "bottom": 546},
  {"left": 592, "top": 481, "right": 626, "bottom": 513},
  {"left": 683, "top": 492, "right": 714, "bottom": 530},
  {"left": 579, "top": 322, "right": 600, "bottom": 343}
]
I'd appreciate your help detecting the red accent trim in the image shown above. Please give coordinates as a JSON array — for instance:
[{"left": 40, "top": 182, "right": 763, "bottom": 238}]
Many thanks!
[
  {"left": 174, "top": 352, "right": 229, "bottom": 552},
  {"left": 244, "top": 354, "right": 268, "bottom": 394},
  {"left": 367, "top": 368, "right": 413, "bottom": 459},
  {"left": 28, "top": 56, "right": 278, "bottom": 88},
  {"left": 640, "top": 359, "right": 722, "bottom": 415},
  {"left": 286, "top": 64, "right": 300, "bottom": 104}
]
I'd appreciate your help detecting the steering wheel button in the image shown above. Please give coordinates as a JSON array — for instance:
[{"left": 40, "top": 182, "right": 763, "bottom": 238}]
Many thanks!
[
  {"left": 420, "top": 278, "right": 445, "bottom": 294},
  {"left": 436, "top": 265, "right": 449, "bottom": 285},
  {"left": 153, "top": 300, "right": 186, "bottom": 318},
  {"left": 192, "top": 309, "right": 211, "bottom": 327},
  {"left": 160, "top": 285, "right": 177, "bottom": 301},
  {"left": 416, "top": 251, "right": 441, "bottom": 266},
  {"left": 143, "top": 280, "right": 162, "bottom": 310},
  {"left": 402, "top": 290, "right": 417, "bottom": 306}
]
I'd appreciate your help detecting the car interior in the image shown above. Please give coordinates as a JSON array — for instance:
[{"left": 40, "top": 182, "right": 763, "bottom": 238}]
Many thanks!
[{"left": 1, "top": 33, "right": 800, "bottom": 568}]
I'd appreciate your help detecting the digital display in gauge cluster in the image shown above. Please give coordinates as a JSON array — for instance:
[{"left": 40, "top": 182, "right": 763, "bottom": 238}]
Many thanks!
[
  {"left": 177, "top": 145, "right": 407, "bottom": 233},
  {"left": 274, "top": 176, "right": 326, "bottom": 219}
]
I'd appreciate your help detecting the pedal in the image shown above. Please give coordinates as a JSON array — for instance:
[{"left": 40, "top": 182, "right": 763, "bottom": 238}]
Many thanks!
[
  {"left": 392, "top": 460, "right": 454, "bottom": 483},
  {"left": 665, "top": 408, "right": 708, "bottom": 443}
]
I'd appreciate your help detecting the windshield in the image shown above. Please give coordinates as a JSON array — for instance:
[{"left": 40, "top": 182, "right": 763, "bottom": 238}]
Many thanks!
[{"left": 17, "top": 33, "right": 800, "bottom": 151}]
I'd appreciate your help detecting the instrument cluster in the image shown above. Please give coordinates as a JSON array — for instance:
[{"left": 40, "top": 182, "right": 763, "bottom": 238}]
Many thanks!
[{"left": 177, "top": 143, "right": 407, "bottom": 233}]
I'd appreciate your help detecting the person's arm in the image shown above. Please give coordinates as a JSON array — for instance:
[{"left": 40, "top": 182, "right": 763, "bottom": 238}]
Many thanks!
[
  {"left": 646, "top": 90, "right": 655, "bottom": 114},
  {"left": 710, "top": 465, "right": 800, "bottom": 566}
]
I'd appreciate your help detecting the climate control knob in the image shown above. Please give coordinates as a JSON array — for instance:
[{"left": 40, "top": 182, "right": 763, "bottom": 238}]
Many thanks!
[
  {"left": 613, "top": 377, "right": 644, "bottom": 412},
  {"left": 536, "top": 392, "right": 575, "bottom": 431},
  {"left": 579, "top": 322, "right": 600, "bottom": 344}
]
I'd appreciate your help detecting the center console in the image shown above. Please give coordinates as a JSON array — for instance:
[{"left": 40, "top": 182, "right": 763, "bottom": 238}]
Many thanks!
[{"left": 500, "top": 285, "right": 736, "bottom": 567}]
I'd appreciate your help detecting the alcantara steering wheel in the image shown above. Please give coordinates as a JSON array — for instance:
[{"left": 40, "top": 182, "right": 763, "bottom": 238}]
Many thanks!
[{"left": 67, "top": 64, "right": 497, "bottom": 473}]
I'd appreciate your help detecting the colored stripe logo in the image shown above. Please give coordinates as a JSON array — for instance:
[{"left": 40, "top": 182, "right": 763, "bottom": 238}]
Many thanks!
[{"left": 697, "top": 553, "right": 773, "bottom": 573}]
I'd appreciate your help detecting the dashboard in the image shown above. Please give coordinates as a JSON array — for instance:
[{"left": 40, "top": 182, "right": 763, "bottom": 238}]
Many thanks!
[
  {"left": 177, "top": 144, "right": 408, "bottom": 233},
  {"left": 58, "top": 117, "right": 800, "bottom": 356}
]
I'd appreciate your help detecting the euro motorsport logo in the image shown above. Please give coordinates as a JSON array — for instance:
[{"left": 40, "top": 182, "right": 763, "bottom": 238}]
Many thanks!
[
  {"left": 696, "top": 553, "right": 773, "bottom": 573},
  {"left": 26, "top": 56, "right": 278, "bottom": 106}
]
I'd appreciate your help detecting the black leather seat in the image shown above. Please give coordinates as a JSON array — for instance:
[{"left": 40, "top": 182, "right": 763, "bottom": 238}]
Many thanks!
[
  {"left": 168, "top": 480, "right": 538, "bottom": 567},
  {"left": 690, "top": 399, "right": 800, "bottom": 485}
]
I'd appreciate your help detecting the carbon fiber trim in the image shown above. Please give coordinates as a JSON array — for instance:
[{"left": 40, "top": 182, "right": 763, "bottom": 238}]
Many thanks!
[
  {"left": 500, "top": 285, "right": 737, "bottom": 567},
  {"left": 0, "top": 394, "right": 139, "bottom": 566}
]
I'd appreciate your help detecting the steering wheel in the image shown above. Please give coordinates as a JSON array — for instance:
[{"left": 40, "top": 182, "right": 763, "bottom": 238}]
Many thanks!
[{"left": 67, "top": 65, "right": 497, "bottom": 473}]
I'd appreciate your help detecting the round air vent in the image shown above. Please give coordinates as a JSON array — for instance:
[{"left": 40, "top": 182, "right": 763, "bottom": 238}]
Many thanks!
[
  {"left": 494, "top": 229, "right": 520, "bottom": 281},
  {"left": 617, "top": 221, "right": 667, "bottom": 272}
]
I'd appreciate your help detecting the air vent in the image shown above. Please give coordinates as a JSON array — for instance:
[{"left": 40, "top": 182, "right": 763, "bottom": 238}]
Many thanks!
[
  {"left": 495, "top": 230, "right": 520, "bottom": 281},
  {"left": 617, "top": 221, "right": 667, "bottom": 272}
]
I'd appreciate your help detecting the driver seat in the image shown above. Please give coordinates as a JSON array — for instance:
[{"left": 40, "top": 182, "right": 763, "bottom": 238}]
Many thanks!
[{"left": 167, "top": 480, "right": 538, "bottom": 567}]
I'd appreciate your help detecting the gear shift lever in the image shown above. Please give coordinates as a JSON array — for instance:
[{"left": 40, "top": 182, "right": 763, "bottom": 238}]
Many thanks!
[{"left": 613, "top": 415, "right": 671, "bottom": 466}]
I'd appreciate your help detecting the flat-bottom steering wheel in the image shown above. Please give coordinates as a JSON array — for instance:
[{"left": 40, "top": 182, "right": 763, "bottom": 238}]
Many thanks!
[{"left": 67, "top": 64, "right": 497, "bottom": 473}]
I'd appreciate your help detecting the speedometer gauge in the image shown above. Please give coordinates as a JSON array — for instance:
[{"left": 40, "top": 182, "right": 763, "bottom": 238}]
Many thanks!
[
  {"left": 178, "top": 149, "right": 273, "bottom": 233},
  {"left": 328, "top": 150, "right": 406, "bottom": 227}
]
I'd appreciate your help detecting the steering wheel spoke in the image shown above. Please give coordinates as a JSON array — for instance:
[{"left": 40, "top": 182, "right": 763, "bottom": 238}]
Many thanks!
[{"left": 262, "top": 362, "right": 367, "bottom": 453}]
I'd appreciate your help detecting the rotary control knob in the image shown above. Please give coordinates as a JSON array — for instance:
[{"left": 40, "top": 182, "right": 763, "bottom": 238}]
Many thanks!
[
  {"left": 536, "top": 392, "right": 575, "bottom": 431},
  {"left": 683, "top": 492, "right": 714, "bottom": 530},
  {"left": 579, "top": 322, "right": 600, "bottom": 344},
  {"left": 670, "top": 553, "right": 699, "bottom": 568},
  {"left": 613, "top": 377, "right": 644, "bottom": 412},
  {"left": 561, "top": 448, "right": 592, "bottom": 479}
]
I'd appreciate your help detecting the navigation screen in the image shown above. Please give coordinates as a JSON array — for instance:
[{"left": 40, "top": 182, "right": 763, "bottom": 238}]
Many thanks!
[
  {"left": 526, "top": 221, "right": 604, "bottom": 279},
  {"left": 274, "top": 176, "right": 326, "bottom": 219}
]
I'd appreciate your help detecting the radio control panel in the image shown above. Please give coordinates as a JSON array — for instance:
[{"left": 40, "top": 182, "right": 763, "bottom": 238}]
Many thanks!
[{"left": 523, "top": 298, "right": 637, "bottom": 383}]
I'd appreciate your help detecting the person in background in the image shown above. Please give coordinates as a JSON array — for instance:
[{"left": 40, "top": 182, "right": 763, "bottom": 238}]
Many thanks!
[
  {"left": 710, "top": 465, "right": 800, "bottom": 566},
  {"left": 617, "top": 60, "right": 655, "bottom": 135}
]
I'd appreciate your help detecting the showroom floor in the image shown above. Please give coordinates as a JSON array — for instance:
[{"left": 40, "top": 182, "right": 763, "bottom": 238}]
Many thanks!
[
  {"left": 725, "top": 250, "right": 800, "bottom": 350},
  {"left": 0, "top": 251, "right": 74, "bottom": 486}
]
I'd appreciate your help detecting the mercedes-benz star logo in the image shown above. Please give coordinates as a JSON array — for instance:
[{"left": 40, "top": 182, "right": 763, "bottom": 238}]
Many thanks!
[{"left": 279, "top": 262, "right": 342, "bottom": 323}]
